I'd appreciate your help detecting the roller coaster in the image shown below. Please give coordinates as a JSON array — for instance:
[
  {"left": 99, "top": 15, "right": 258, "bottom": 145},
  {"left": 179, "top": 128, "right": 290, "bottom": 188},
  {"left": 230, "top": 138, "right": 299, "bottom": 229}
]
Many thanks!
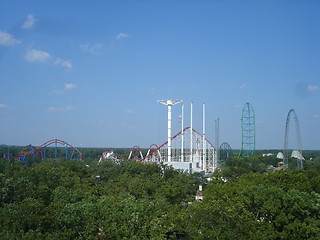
[
  {"left": 100, "top": 126, "right": 217, "bottom": 173},
  {"left": 6, "top": 139, "right": 82, "bottom": 162},
  {"left": 219, "top": 142, "right": 234, "bottom": 161},
  {"left": 284, "top": 109, "right": 304, "bottom": 169},
  {"left": 4, "top": 101, "right": 305, "bottom": 173}
]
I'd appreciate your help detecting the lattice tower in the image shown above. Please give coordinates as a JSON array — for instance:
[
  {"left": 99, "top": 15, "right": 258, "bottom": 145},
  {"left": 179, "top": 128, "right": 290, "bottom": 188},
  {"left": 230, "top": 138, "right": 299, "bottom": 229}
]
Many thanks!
[{"left": 239, "top": 102, "right": 256, "bottom": 157}]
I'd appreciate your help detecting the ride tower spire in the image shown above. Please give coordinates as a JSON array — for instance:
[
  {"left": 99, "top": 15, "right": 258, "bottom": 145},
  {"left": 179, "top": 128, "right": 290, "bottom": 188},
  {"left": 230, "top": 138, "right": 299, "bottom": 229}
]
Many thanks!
[{"left": 157, "top": 99, "right": 181, "bottom": 162}]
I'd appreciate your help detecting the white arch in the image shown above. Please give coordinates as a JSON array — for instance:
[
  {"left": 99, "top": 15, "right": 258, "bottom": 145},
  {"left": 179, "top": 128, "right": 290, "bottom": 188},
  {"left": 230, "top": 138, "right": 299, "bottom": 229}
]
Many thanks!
[{"left": 284, "top": 109, "right": 303, "bottom": 169}]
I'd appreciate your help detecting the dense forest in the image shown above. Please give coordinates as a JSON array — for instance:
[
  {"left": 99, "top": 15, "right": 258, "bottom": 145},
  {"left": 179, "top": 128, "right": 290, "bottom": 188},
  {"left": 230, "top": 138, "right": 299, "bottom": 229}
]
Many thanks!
[{"left": 1, "top": 147, "right": 320, "bottom": 239}]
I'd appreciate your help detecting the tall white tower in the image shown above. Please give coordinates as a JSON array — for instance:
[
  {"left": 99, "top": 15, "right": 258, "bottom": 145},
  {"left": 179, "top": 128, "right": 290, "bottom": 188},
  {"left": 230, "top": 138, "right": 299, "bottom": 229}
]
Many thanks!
[
  {"left": 158, "top": 99, "right": 181, "bottom": 162},
  {"left": 181, "top": 103, "right": 184, "bottom": 162},
  {"left": 190, "top": 101, "right": 193, "bottom": 162},
  {"left": 202, "top": 102, "right": 206, "bottom": 171}
]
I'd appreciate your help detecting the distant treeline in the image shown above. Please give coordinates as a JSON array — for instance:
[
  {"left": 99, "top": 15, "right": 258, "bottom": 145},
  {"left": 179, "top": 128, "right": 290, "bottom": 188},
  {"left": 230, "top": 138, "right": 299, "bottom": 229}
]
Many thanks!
[
  {"left": 0, "top": 146, "right": 147, "bottom": 161},
  {"left": 1, "top": 146, "right": 319, "bottom": 162}
]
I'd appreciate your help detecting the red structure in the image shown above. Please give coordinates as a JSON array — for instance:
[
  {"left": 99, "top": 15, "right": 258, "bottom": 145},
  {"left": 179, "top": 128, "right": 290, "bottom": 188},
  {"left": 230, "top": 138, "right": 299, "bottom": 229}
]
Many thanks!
[{"left": 6, "top": 139, "right": 82, "bottom": 162}]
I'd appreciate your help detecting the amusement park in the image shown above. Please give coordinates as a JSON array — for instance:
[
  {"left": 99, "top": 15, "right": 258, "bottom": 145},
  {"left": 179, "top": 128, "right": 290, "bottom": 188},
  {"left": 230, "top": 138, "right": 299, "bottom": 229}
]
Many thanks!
[
  {"left": 2, "top": 99, "right": 307, "bottom": 172},
  {"left": 1, "top": 1, "right": 320, "bottom": 238},
  {"left": 1, "top": 99, "right": 319, "bottom": 239}
]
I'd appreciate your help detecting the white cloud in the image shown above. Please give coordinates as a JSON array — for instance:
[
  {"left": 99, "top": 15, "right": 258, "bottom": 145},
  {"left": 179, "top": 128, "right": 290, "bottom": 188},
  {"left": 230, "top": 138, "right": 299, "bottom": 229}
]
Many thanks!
[
  {"left": 64, "top": 83, "right": 77, "bottom": 90},
  {"left": 22, "top": 14, "right": 38, "bottom": 30},
  {"left": 24, "top": 49, "right": 72, "bottom": 69},
  {"left": 308, "top": 85, "right": 319, "bottom": 92},
  {"left": 125, "top": 109, "right": 134, "bottom": 114},
  {"left": 80, "top": 43, "right": 103, "bottom": 55},
  {"left": 240, "top": 83, "right": 248, "bottom": 89},
  {"left": 47, "top": 105, "right": 75, "bottom": 113},
  {"left": 0, "top": 104, "right": 8, "bottom": 109},
  {"left": 0, "top": 31, "right": 21, "bottom": 46},
  {"left": 314, "top": 114, "right": 320, "bottom": 118},
  {"left": 120, "top": 121, "right": 136, "bottom": 129},
  {"left": 62, "top": 61, "right": 72, "bottom": 68},
  {"left": 24, "top": 49, "right": 51, "bottom": 62},
  {"left": 116, "top": 33, "right": 129, "bottom": 40},
  {"left": 233, "top": 104, "right": 242, "bottom": 108},
  {"left": 51, "top": 83, "right": 76, "bottom": 95},
  {"left": 54, "top": 58, "right": 72, "bottom": 68}
]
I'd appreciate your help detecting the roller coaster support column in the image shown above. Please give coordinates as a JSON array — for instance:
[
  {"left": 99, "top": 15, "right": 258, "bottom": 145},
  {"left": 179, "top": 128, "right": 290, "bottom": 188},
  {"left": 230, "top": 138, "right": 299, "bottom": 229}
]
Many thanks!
[{"left": 158, "top": 99, "right": 181, "bottom": 162}]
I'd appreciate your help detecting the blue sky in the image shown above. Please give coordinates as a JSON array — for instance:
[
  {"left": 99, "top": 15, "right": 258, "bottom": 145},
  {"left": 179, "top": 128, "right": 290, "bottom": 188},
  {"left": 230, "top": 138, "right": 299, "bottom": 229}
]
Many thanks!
[{"left": 0, "top": 0, "right": 319, "bottom": 150}]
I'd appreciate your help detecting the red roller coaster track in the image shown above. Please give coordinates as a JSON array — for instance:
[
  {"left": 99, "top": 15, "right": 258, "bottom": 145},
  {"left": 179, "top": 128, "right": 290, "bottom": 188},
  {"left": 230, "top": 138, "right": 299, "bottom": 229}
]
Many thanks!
[
  {"left": 6, "top": 139, "right": 82, "bottom": 161},
  {"left": 102, "top": 127, "right": 216, "bottom": 162},
  {"left": 37, "top": 139, "right": 82, "bottom": 160}
]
